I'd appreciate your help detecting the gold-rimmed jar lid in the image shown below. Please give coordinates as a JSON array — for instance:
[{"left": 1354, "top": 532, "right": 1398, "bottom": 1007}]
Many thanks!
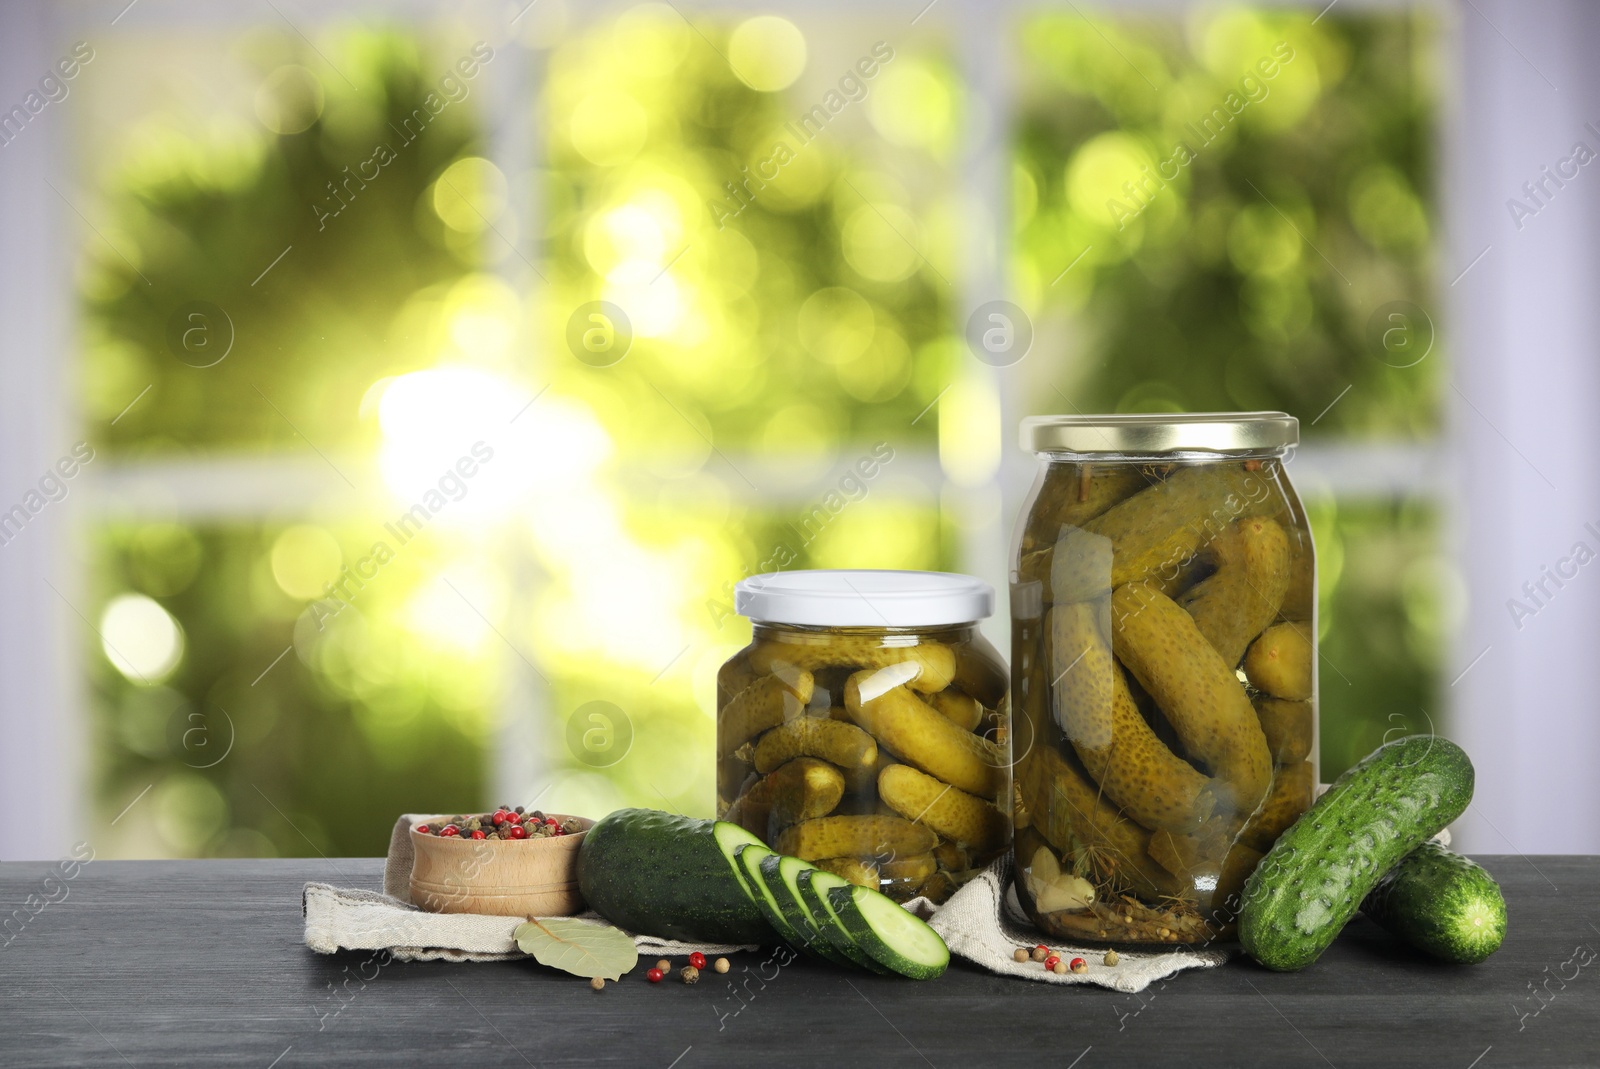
[{"left": 1020, "top": 411, "right": 1298, "bottom": 455}]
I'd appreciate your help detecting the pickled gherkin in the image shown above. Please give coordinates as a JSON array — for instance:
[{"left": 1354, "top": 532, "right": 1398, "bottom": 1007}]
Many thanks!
[
  {"left": 1012, "top": 414, "right": 1316, "bottom": 945},
  {"left": 721, "top": 570, "right": 1011, "bottom": 905}
]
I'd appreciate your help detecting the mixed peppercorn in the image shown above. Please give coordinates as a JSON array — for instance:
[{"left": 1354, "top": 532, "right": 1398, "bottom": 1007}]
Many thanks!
[
  {"left": 638, "top": 952, "right": 725, "bottom": 987},
  {"left": 1013, "top": 944, "right": 1099, "bottom": 975},
  {"left": 414, "top": 807, "right": 580, "bottom": 841}
]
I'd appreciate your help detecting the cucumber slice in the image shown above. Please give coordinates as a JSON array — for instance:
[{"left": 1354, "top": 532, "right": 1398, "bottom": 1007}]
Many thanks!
[
  {"left": 733, "top": 844, "right": 809, "bottom": 950},
  {"left": 757, "top": 854, "right": 851, "bottom": 965},
  {"left": 797, "top": 869, "right": 892, "bottom": 975},
  {"left": 825, "top": 883, "right": 950, "bottom": 980},
  {"left": 714, "top": 822, "right": 767, "bottom": 910}
]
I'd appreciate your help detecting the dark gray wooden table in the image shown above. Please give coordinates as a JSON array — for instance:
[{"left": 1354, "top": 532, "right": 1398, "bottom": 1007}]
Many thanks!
[{"left": 0, "top": 856, "right": 1593, "bottom": 1067}]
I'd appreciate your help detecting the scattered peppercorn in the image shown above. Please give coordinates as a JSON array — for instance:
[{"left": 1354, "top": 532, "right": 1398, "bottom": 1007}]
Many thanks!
[
  {"left": 689, "top": 952, "right": 706, "bottom": 970},
  {"left": 1052, "top": 961, "right": 1068, "bottom": 975},
  {"left": 1103, "top": 951, "right": 1120, "bottom": 967},
  {"left": 590, "top": 977, "right": 605, "bottom": 991},
  {"left": 1013, "top": 948, "right": 1030, "bottom": 963},
  {"left": 1031, "top": 945, "right": 1048, "bottom": 962},
  {"left": 1044, "top": 955, "right": 1060, "bottom": 970},
  {"left": 680, "top": 966, "right": 699, "bottom": 985},
  {"left": 713, "top": 958, "right": 730, "bottom": 974},
  {"left": 646, "top": 968, "right": 664, "bottom": 983},
  {"left": 1070, "top": 957, "right": 1088, "bottom": 974},
  {"left": 656, "top": 958, "right": 671, "bottom": 973}
]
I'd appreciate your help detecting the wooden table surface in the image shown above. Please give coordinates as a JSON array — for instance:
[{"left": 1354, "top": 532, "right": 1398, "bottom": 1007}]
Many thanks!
[{"left": 0, "top": 855, "right": 1593, "bottom": 1067}]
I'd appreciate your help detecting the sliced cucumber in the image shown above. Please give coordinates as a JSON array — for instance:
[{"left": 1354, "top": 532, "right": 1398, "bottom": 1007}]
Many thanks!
[
  {"left": 578, "top": 809, "right": 774, "bottom": 944},
  {"left": 733, "top": 843, "right": 810, "bottom": 950},
  {"left": 797, "top": 868, "right": 891, "bottom": 975},
  {"left": 715, "top": 823, "right": 767, "bottom": 911},
  {"left": 826, "top": 883, "right": 950, "bottom": 980},
  {"left": 757, "top": 854, "right": 850, "bottom": 965}
]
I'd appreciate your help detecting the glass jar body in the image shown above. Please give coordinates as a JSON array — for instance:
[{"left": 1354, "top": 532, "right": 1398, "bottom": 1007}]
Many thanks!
[
  {"left": 717, "top": 622, "right": 1011, "bottom": 905},
  {"left": 1010, "top": 452, "right": 1315, "bottom": 945}
]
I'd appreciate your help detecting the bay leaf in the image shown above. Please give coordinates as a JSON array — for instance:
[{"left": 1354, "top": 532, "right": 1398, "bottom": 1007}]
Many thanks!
[{"left": 514, "top": 918, "right": 638, "bottom": 980}]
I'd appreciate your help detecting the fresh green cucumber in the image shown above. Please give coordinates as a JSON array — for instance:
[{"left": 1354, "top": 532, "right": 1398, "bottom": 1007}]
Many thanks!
[
  {"left": 825, "top": 883, "right": 950, "bottom": 980},
  {"left": 1361, "top": 840, "right": 1506, "bottom": 963},
  {"left": 756, "top": 854, "right": 852, "bottom": 965},
  {"left": 1239, "top": 735, "right": 1474, "bottom": 971},
  {"left": 797, "top": 869, "right": 892, "bottom": 975},
  {"left": 734, "top": 843, "right": 812, "bottom": 951},
  {"left": 577, "top": 808, "right": 775, "bottom": 944}
]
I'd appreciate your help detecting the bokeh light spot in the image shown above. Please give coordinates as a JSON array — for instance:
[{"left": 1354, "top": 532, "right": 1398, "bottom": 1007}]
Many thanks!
[
  {"left": 728, "top": 17, "right": 807, "bottom": 92},
  {"left": 254, "top": 65, "right": 324, "bottom": 135},
  {"left": 101, "top": 593, "right": 185, "bottom": 684},
  {"left": 270, "top": 525, "right": 344, "bottom": 601},
  {"left": 571, "top": 91, "right": 648, "bottom": 166}
]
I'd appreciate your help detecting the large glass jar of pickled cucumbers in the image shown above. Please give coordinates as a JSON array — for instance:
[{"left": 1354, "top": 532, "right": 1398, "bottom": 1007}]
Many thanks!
[
  {"left": 719, "top": 570, "right": 1011, "bottom": 905},
  {"left": 1010, "top": 413, "right": 1314, "bottom": 946}
]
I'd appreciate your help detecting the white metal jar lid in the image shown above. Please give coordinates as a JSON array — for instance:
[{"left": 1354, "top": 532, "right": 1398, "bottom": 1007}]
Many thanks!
[{"left": 734, "top": 569, "right": 995, "bottom": 628}]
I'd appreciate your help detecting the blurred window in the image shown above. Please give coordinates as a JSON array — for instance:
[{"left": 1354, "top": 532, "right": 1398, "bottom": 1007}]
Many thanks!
[{"left": 54, "top": 3, "right": 1439, "bottom": 857}]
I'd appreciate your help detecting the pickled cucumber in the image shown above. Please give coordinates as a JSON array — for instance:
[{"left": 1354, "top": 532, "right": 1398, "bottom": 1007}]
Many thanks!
[
  {"left": 1020, "top": 463, "right": 1145, "bottom": 554},
  {"left": 1239, "top": 760, "right": 1315, "bottom": 852},
  {"left": 1051, "top": 464, "right": 1283, "bottom": 603},
  {"left": 1244, "top": 622, "right": 1313, "bottom": 700},
  {"left": 1109, "top": 584, "right": 1273, "bottom": 814},
  {"left": 878, "top": 764, "right": 1009, "bottom": 852},
  {"left": 1253, "top": 696, "right": 1313, "bottom": 764},
  {"left": 926, "top": 689, "right": 983, "bottom": 732},
  {"left": 816, "top": 856, "right": 879, "bottom": 888},
  {"left": 1048, "top": 602, "right": 1215, "bottom": 833},
  {"left": 777, "top": 815, "right": 938, "bottom": 861},
  {"left": 845, "top": 670, "right": 1002, "bottom": 798},
  {"left": 725, "top": 757, "right": 846, "bottom": 837},
  {"left": 878, "top": 853, "right": 938, "bottom": 883},
  {"left": 750, "top": 637, "right": 955, "bottom": 693},
  {"left": 718, "top": 669, "right": 815, "bottom": 757},
  {"left": 951, "top": 646, "right": 1009, "bottom": 709},
  {"left": 932, "top": 839, "right": 969, "bottom": 872},
  {"left": 1018, "top": 745, "right": 1184, "bottom": 901},
  {"left": 752, "top": 716, "right": 877, "bottom": 776},
  {"left": 1177, "top": 517, "right": 1290, "bottom": 667},
  {"left": 1279, "top": 529, "right": 1315, "bottom": 622}
]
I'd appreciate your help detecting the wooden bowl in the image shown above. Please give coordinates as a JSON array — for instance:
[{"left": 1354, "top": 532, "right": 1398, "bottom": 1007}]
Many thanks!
[{"left": 408, "top": 814, "right": 593, "bottom": 917}]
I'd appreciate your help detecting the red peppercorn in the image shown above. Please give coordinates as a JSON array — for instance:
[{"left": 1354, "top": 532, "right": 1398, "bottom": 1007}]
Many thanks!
[
  {"left": 469, "top": 829, "right": 486, "bottom": 840},
  {"left": 507, "top": 825, "right": 529, "bottom": 840},
  {"left": 689, "top": 952, "right": 706, "bottom": 970},
  {"left": 647, "top": 968, "right": 664, "bottom": 983},
  {"left": 439, "top": 825, "right": 460, "bottom": 837},
  {"left": 545, "top": 817, "right": 559, "bottom": 827},
  {"left": 1044, "top": 955, "right": 1060, "bottom": 969},
  {"left": 491, "top": 810, "right": 510, "bottom": 826},
  {"left": 1034, "top": 944, "right": 1048, "bottom": 954},
  {"left": 414, "top": 824, "right": 430, "bottom": 834},
  {"left": 1070, "top": 957, "right": 1087, "bottom": 973}
]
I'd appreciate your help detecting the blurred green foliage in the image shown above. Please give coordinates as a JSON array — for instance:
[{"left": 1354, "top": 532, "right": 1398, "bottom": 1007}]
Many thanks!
[
  {"left": 77, "top": 8, "right": 1441, "bottom": 856},
  {"left": 84, "top": 32, "right": 483, "bottom": 450},
  {"left": 1014, "top": 7, "right": 1438, "bottom": 438}
]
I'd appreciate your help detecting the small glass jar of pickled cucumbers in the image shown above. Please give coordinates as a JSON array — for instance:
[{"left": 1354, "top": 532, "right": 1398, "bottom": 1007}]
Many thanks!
[
  {"left": 1010, "top": 413, "right": 1315, "bottom": 946},
  {"left": 719, "top": 570, "right": 1011, "bottom": 905}
]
